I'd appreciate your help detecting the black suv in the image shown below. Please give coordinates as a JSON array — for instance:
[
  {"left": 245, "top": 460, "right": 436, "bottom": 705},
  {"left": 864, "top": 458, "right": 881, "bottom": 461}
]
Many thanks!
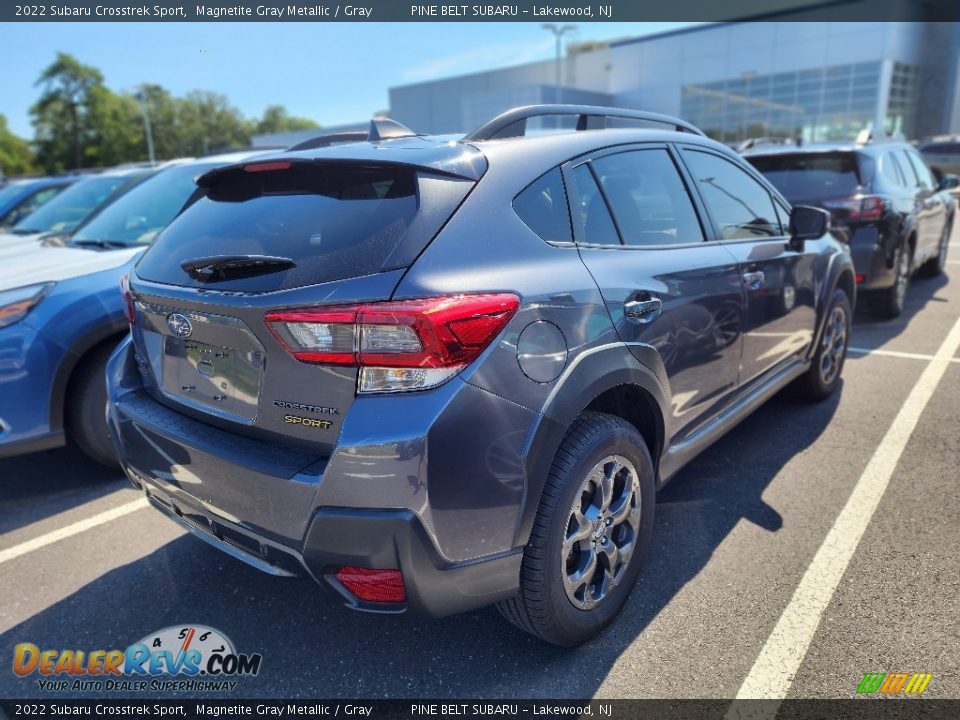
[
  {"left": 745, "top": 141, "right": 956, "bottom": 318},
  {"left": 919, "top": 136, "right": 960, "bottom": 195},
  {"left": 108, "top": 106, "right": 853, "bottom": 645}
]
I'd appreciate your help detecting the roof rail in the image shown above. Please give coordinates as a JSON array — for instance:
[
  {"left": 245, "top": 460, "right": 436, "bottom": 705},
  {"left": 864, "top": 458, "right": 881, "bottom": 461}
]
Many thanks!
[
  {"left": 855, "top": 128, "right": 906, "bottom": 145},
  {"left": 463, "top": 104, "right": 705, "bottom": 142}
]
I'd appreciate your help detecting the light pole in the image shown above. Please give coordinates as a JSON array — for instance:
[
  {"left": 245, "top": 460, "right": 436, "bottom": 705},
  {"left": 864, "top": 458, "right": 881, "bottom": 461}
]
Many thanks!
[
  {"left": 542, "top": 24, "right": 577, "bottom": 105},
  {"left": 741, "top": 71, "right": 757, "bottom": 143},
  {"left": 135, "top": 85, "right": 156, "bottom": 165}
]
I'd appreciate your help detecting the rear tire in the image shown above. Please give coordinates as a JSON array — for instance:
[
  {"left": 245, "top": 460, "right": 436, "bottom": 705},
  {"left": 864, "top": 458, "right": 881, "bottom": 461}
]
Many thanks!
[
  {"left": 496, "top": 412, "right": 655, "bottom": 646},
  {"left": 798, "top": 288, "right": 850, "bottom": 402},
  {"left": 65, "top": 342, "right": 120, "bottom": 468},
  {"left": 868, "top": 241, "right": 911, "bottom": 319},
  {"left": 918, "top": 221, "right": 952, "bottom": 278}
]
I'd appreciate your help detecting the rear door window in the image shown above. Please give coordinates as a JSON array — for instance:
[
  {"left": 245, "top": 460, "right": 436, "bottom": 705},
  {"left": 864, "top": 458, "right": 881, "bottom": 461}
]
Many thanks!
[
  {"left": 683, "top": 149, "right": 783, "bottom": 239},
  {"left": 136, "top": 162, "right": 474, "bottom": 292},
  {"left": 590, "top": 149, "right": 704, "bottom": 247},
  {"left": 570, "top": 164, "right": 621, "bottom": 246}
]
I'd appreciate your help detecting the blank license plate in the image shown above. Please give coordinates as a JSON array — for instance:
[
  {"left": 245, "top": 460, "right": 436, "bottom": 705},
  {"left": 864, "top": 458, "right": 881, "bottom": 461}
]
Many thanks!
[{"left": 162, "top": 338, "right": 263, "bottom": 421}]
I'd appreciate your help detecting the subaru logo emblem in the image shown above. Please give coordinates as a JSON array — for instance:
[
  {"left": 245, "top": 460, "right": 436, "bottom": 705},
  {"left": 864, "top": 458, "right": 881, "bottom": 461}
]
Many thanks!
[{"left": 167, "top": 313, "right": 193, "bottom": 339}]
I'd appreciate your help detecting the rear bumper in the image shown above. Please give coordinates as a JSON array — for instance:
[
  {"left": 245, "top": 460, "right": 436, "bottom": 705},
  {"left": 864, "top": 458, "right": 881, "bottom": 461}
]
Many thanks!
[
  {"left": 133, "top": 477, "right": 522, "bottom": 618},
  {"left": 106, "top": 336, "right": 530, "bottom": 618}
]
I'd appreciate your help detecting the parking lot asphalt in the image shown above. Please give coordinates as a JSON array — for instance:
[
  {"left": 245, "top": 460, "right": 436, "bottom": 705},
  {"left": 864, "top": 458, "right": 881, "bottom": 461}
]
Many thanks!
[{"left": 1, "top": 233, "right": 959, "bottom": 701}]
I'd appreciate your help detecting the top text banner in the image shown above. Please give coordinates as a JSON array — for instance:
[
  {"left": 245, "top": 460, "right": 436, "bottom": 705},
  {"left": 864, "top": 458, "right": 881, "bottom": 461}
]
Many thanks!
[{"left": 3, "top": 0, "right": 959, "bottom": 22}]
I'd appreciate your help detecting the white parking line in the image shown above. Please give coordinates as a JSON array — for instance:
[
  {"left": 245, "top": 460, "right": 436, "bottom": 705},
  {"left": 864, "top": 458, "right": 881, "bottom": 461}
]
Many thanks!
[
  {"left": 733, "top": 313, "right": 960, "bottom": 701},
  {"left": 848, "top": 346, "right": 960, "bottom": 363},
  {"left": 0, "top": 498, "right": 148, "bottom": 566}
]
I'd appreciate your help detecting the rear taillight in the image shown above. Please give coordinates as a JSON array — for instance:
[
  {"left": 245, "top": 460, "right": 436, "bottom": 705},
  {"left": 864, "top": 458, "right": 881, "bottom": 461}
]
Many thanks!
[
  {"left": 120, "top": 274, "right": 135, "bottom": 325},
  {"left": 823, "top": 195, "right": 885, "bottom": 222},
  {"left": 334, "top": 567, "right": 406, "bottom": 603},
  {"left": 858, "top": 195, "right": 885, "bottom": 221},
  {"left": 265, "top": 293, "right": 520, "bottom": 393}
]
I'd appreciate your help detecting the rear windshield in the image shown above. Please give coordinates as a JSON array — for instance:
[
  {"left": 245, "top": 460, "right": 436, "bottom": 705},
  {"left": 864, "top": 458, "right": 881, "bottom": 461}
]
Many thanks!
[
  {"left": 747, "top": 152, "right": 862, "bottom": 202},
  {"left": 136, "top": 162, "right": 474, "bottom": 292},
  {"left": 13, "top": 173, "right": 145, "bottom": 234}
]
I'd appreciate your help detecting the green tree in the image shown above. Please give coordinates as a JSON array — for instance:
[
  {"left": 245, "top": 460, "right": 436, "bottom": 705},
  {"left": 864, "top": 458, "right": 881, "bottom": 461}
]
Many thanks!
[
  {"left": 175, "top": 91, "right": 251, "bottom": 155},
  {"left": 133, "top": 83, "right": 182, "bottom": 159},
  {"left": 30, "top": 53, "right": 105, "bottom": 171},
  {"left": 28, "top": 54, "right": 326, "bottom": 168},
  {"left": 254, "top": 105, "right": 319, "bottom": 135},
  {"left": 0, "top": 114, "right": 35, "bottom": 176},
  {"left": 86, "top": 86, "right": 145, "bottom": 167}
]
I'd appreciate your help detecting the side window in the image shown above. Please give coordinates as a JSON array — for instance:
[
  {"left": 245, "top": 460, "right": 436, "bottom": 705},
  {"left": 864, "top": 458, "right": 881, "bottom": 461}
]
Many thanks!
[
  {"left": 590, "top": 149, "right": 704, "bottom": 247},
  {"left": 880, "top": 152, "right": 906, "bottom": 187},
  {"left": 513, "top": 168, "right": 572, "bottom": 244},
  {"left": 774, "top": 199, "right": 791, "bottom": 231},
  {"left": 898, "top": 150, "right": 920, "bottom": 187},
  {"left": 905, "top": 151, "right": 935, "bottom": 189},
  {"left": 9, "top": 188, "right": 61, "bottom": 225},
  {"left": 682, "top": 149, "right": 783, "bottom": 240},
  {"left": 571, "top": 163, "right": 620, "bottom": 246}
]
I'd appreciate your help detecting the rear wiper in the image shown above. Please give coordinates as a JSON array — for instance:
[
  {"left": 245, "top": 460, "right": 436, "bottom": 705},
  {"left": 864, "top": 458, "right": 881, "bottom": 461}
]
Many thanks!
[{"left": 181, "top": 255, "right": 296, "bottom": 282}]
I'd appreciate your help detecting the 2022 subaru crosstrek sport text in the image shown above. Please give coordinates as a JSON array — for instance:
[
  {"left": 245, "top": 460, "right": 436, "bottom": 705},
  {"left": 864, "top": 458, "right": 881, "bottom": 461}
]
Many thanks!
[{"left": 108, "top": 106, "right": 854, "bottom": 646}]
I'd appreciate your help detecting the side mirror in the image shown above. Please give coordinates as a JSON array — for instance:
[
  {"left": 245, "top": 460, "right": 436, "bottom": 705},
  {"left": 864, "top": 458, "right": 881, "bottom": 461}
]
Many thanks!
[
  {"left": 939, "top": 174, "right": 960, "bottom": 191},
  {"left": 789, "top": 205, "right": 830, "bottom": 250}
]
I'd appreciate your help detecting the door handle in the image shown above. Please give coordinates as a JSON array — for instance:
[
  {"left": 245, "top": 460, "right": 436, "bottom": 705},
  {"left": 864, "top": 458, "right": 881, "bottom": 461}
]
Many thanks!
[
  {"left": 624, "top": 297, "right": 662, "bottom": 324},
  {"left": 742, "top": 270, "right": 765, "bottom": 290}
]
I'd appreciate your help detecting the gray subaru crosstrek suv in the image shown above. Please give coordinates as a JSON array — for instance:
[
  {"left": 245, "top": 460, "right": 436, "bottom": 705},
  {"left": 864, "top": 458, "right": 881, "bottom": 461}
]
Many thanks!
[{"left": 107, "top": 105, "right": 854, "bottom": 646}]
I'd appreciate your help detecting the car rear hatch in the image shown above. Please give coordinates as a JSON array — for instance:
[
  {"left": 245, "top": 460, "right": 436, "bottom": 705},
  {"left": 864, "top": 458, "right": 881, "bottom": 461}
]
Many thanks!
[
  {"left": 126, "top": 151, "right": 484, "bottom": 462},
  {"left": 746, "top": 150, "right": 874, "bottom": 240}
]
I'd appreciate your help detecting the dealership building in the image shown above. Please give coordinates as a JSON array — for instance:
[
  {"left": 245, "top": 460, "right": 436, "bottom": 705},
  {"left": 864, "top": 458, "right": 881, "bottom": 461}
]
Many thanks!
[{"left": 387, "top": 22, "right": 960, "bottom": 143}]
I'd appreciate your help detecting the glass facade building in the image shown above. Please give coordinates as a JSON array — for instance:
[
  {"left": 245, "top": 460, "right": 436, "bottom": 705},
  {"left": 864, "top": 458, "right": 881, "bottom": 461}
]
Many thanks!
[
  {"left": 680, "top": 61, "right": 921, "bottom": 144},
  {"left": 388, "top": 22, "right": 960, "bottom": 145}
]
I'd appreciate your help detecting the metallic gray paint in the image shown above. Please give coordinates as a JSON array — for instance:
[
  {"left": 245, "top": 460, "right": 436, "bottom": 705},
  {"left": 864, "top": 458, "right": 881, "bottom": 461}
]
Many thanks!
[{"left": 109, "top": 123, "right": 854, "bottom": 617}]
